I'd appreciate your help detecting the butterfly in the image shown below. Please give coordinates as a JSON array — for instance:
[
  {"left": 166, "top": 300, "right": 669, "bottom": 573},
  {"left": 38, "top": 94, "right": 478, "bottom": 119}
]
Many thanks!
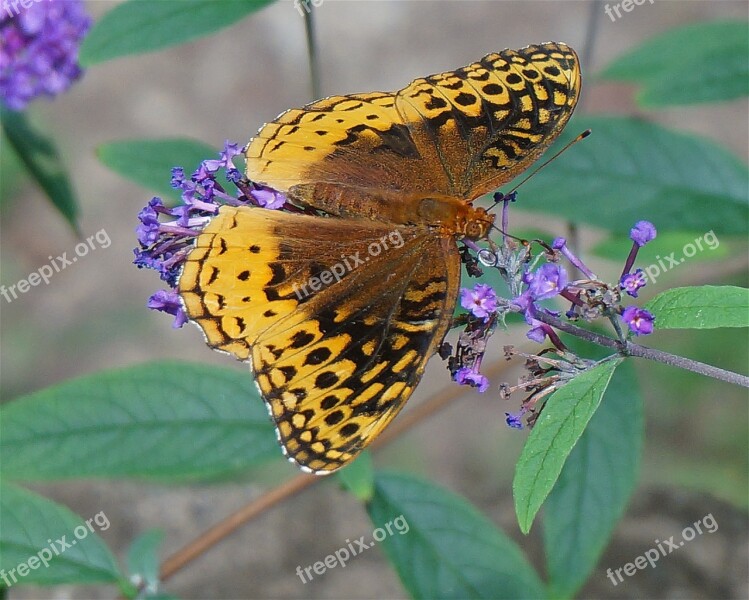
[{"left": 178, "top": 42, "right": 581, "bottom": 474}]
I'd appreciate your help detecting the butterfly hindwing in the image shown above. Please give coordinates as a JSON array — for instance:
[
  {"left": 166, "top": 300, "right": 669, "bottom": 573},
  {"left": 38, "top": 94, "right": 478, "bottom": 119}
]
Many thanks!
[{"left": 179, "top": 205, "right": 460, "bottom": 472}]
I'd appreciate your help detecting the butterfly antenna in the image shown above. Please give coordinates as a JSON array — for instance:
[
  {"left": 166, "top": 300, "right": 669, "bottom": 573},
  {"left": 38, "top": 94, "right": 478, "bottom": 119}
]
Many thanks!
[
  {"left": 488, "top": 129, "right": 591, "bottom": 212},
  {"left": 507, "top": 129, "right": 591, "bottom": 196}
]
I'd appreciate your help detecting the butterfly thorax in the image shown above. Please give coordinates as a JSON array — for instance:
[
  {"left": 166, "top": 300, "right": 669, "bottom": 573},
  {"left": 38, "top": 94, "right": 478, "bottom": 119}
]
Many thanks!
[{"left": 287, "top": 182, "right": 494, "bottom": 241}]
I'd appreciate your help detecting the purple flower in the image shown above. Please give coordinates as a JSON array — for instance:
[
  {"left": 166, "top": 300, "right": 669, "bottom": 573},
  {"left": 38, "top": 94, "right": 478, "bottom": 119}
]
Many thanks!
[
  {"left": 621, "top": 306, "right": 655, "bottom": 336},
  {"left": 620, "top": 269, "right": 646, "bottom": 298},
  {"left": 505, "top": 410, "right": 525, "bottom": 429},
  {"left": 460, "top": 283, "right": 498, "bottom": 319},
  {"left": 147, "top": 290, "right": 187, "bottom": 328},
  {"left": 1, "top": 0, "right": 91, "bottom": 111},
  {"left": 526, "top": 321, "right": 548, "bottom": 343},
  {"left": 528, "top": 263, "right": 568, "bottom": 301},
  {"left": 135, "top": 144, "right": 289, "bottom": 329},
  {"left": 630, "top": 221, "right": 657, "bottom": 247},
  {"left": 454, "top": 367, "right": 490, "bottom": 393},
  {"left": 202, "top": 140, "right": 243, "bottom": 173},
  {"left": 552, "top": 237, "right": 596, "bottom": 279},
  {"left": 250, "top": 185, "right": 287, "bottom": 209}
]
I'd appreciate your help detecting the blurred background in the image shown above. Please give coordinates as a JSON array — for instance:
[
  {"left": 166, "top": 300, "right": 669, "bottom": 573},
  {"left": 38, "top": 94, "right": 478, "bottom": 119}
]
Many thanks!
[{"left": 1, "top": 0, "right": 747, "bottom": 598}]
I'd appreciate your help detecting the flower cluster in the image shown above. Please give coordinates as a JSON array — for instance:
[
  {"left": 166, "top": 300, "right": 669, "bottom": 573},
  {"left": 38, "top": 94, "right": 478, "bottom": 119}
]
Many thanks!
[
  {"left": 0, "top": 0, "right": 91, "bottom": 111},
  {"left": 447, "top": 192, "right": 657, "bottom": 428},
  {"left": 133, "top": 141, "right": 291, "bottom": 327}
]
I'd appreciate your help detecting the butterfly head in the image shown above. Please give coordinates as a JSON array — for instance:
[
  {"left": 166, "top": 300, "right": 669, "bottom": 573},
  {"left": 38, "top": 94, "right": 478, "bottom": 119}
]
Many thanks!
[
  {"left": 417, "top": 196, "right": 495, "bottom": 241},
  {"left": 461, "top": 205, "right": 495, "bottom": 241}
]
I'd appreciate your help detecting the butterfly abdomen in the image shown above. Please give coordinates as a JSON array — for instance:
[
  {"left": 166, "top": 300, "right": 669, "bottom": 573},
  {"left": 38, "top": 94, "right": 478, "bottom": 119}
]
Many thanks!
[{"left": 287, "top": 182, "right": 493, "bottom": 240}]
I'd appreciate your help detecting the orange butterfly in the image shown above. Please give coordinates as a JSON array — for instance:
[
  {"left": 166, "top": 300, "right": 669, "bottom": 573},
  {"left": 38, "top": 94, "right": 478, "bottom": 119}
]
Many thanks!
[{"left": 179, "top": 43, "right": 581, "bottom": 473}]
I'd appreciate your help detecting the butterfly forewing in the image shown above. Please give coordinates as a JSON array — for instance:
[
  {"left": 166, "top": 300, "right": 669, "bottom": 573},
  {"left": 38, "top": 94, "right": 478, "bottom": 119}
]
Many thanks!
[{"left": 245, "top": 42, "right": 580, "bottom": 210}]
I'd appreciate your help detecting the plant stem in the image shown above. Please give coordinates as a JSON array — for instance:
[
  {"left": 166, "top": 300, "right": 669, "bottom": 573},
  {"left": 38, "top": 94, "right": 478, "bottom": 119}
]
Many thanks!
[
  {"left": 303, "top": 6, "right": 321, "bottom": 100},
  {"left": 531, "top": 309, "right": 749, "bottom": 388}
]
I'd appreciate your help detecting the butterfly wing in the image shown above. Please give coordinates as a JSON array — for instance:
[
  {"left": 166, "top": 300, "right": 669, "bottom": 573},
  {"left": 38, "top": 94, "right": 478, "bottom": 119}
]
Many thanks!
[
  {"left": 396, "top": 42, "right": 581, "bottom": 199},
  {"left": 179, "top": 206, "right": 460, "bottom": 473},
  {"left": 245, "top": 43, "right": 580, "bottom": 209}
]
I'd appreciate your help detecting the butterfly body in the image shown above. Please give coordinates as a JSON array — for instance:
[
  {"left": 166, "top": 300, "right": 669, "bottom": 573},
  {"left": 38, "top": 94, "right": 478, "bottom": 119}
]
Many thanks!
[{"left": 179, "top": 43, "right": 580, "bottom": 473}]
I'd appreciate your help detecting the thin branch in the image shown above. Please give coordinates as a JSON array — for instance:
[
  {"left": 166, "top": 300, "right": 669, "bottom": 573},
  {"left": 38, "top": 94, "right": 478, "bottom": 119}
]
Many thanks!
[
  {"left": 158, "top": 360, "right": 512, "bottom": 583},
  {"left": 532, "top": 309, "right": 749, "bottom": 388},
  {"left": 303, "top": 6, "right": 321, "bottom": 100}
]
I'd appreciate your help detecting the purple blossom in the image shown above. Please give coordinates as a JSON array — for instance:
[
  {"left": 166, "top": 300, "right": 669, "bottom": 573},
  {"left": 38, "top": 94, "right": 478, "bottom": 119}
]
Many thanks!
[
  {"left": 134, "top": 142, "right": 289, "bottom": 327},
  {"left": 0, "top": 0, "right": 91, "bottom": 111},
  {"left": 505, "top": 410, "right": 526, "bottom": 429},
  {"left": 620, "top": 269, "right": 647, "bottom": 298},
  {"left": 622, "top": 221, "right": 657, "bottom": 276},
  {"left": 147, "top": 290, "right": 187, "bottom": 328},
  {"left": 621, "top": 306, "right": 655, "bottom": 336},
  {"left": 552, "top": 237, "right": 596, "bottom": 279},
  {"left": 460, "top": 283, "right": 498, "bottom": 319},
  {"left": 202, "top": 140, "right": 243, "bottom": 173},
  {"left": 136, "top": 197, "right": 166, "bottom": 245},
  {"left": 250, "top": 185, "right": 287, "bottom": 209},
  {"left": 453, "top": 367, "right": 490, "bottom": 393},
  {"left": 526, "top": 320, "right": 548, "bottom": 343},
  {"left": 528, "top": 263, "right": 568, "bottom": 301},
  {"left": 630, "top": 221, "right": 657, "bottom": 247}
]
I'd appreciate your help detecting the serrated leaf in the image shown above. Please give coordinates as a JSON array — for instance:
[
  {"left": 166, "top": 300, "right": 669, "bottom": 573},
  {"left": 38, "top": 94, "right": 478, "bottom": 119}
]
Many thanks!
[
  {"left": 80, "top": 0, "right": 275, "bottom": 65},
  {"left": 544, "top": 361, "right": 643, "bottom": 598},
  {"left": 336, "top": 451, "right": 374, "bottom": 502},
  {"left": 645, "top": 285, "right": 749, "bottom": 329},
  {"left": 367, "top": 471, "right": 543, "bottom": 599},
  {"left": 97, "top": 138, "right": 233, "bottom": 203},
  {"left": 126, "top": 529, "right": 164, "bottom": 596},
  {"left": 0, "top": 107, "right": 79, "bottom": 232},
  {"left": 513, "top": 358, "right": 623, "bottom": 534},
  {"left": 0, "top": 483, "right": 122, "bottom": 586},
  {"left": 598, "top": 20, "right": 749, "bottom": 106},
  {"left": 506, "top": 117, "right": 749, "bottom": 235},
  {"left": 0, "top": 361, "right": 281, "bottom": 481}
]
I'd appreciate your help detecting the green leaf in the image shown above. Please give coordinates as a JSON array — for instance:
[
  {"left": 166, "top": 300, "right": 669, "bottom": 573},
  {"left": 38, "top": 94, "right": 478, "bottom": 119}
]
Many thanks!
[
  {"left": 97, "top": 138, "right": 232, "bottom": 202},
  {"left": 367, "top": 471, "right": 544, "bottom": 599},
  {"left": 0, "top": 108, "right": 79, "bottom": 232},
  {"left": 507, "top": 116, "right": 749, "bottom": 236},
  {"left": 598, "top": 20, "right": 749, "bottom": 106},
  {"left": 645, "top": 285, "right": 749, "bottom": 329},
  {"left": 0, "top": 129, "right": 25, "bottom": 205},
  {"left": 0, "top": 361, "right": 281, "bottom": 481},
  {"left": 80, "top": 0, "right": 275, "bottom": 65},
  {"left": 513, "top": 358, "right": 623, "bottom": 534},
  {"left": 336, "top": 451, "right": 374, "bottom": 502},
  {"left": 0, "top": 483, "right": 122, "bottom": 586},
  {"left": 126, "top": 529, "right": 164, "bottom": 596},
  {"left": 544, "top": 361, "right": 643, "bottom": 598}
]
